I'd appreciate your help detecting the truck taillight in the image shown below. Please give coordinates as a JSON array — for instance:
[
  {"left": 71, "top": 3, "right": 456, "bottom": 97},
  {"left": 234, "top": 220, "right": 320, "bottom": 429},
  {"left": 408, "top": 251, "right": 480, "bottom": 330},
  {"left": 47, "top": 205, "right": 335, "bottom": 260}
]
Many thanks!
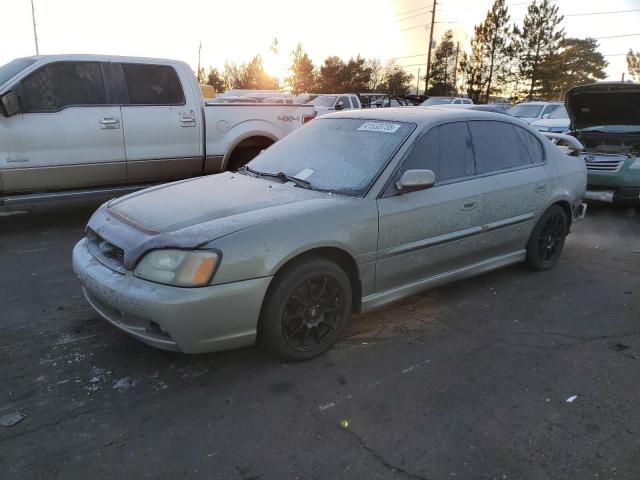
[{"left": 303, "top": 113, "right": 316, "bottom": 123}]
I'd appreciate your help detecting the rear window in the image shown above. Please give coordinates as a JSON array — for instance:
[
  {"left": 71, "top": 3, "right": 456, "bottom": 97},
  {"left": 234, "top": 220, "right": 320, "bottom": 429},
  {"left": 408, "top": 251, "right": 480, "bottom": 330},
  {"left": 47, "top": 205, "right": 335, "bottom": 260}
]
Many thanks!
[
  {"left": 121, "top": 64, "right": 184, "bottom": 105},
  {"left": 20, "top": 61, "right": 107, "bottom": 112}
]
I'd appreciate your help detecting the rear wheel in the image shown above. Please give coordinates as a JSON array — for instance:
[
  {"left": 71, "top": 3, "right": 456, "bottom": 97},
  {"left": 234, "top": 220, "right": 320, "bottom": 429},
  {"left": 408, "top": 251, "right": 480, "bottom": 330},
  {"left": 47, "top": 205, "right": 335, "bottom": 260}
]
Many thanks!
[
  {"left": 525, "top": 205, "right": 568, "bottom": 271},
  {"left": 260, "top": 258, "right": 351, "bottom": 362}
]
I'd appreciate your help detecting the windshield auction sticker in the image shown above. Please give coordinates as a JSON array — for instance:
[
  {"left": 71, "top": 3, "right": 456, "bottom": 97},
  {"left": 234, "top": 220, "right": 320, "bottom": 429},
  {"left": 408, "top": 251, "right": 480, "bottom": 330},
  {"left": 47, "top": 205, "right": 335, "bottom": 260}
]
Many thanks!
[{"left": 358, "top": 122, "right": 401, "bottom": 133}]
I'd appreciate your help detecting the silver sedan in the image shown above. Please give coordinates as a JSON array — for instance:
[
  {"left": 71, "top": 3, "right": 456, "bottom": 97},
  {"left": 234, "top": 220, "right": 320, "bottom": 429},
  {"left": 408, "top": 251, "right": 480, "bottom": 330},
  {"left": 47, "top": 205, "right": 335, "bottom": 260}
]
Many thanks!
[{"left": 73, "top": 108, "right": 586, "bottom": 361}]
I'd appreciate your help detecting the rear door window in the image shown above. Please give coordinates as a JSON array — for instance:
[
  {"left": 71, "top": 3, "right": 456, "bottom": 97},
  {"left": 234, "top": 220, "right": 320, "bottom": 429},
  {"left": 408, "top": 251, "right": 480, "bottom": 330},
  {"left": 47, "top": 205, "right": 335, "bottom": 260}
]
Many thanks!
[
  {"left": 120, "top": 63, "right": 184, "bottom": 105},
  {"left": 402, "top": 122, "right": 475, "bottom": 183},
  {"left": 468, "top": 120, "right": 536, "bottom": 174},
  {"left": 20, "top": 61, "right": 107, "bottom": 112}
]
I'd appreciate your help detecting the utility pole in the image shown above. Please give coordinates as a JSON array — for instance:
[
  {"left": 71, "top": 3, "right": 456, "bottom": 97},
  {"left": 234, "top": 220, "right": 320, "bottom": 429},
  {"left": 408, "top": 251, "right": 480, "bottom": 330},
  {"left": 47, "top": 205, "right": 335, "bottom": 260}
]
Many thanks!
[
  {"left": 416, "top": 68, "right": 421, "bottom": 95},
  {"left": 197, "top": 41, "right": 202, "bottom": 83},
  {"left": 622, "top": 72, "right": 626, "bottom": 82},
  {"left": 453, "top": 42, "right": 459, "bottom": 94},
  {"left": 424, "top": 0, "right": 437, "bottom": 95},
  {"left": 30, "top": 0, "right": 39, "bottom": 55}
]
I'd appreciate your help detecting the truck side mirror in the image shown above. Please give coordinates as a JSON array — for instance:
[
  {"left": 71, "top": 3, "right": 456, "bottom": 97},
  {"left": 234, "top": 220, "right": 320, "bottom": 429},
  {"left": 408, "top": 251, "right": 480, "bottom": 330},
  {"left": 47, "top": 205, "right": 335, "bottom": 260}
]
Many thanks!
[
  {"left": 0, "top": 90, "right": 20, "bottom": 117},
  {"left": 334, "top": 101, "right": 344, "bottom": 111}
]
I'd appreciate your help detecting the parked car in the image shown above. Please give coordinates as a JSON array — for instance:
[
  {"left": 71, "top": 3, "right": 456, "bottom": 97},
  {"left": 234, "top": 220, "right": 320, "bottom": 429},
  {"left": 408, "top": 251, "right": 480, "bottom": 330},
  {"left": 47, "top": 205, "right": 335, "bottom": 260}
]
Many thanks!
[
  {"left": 0, "top": 55, "right": 315, "bottom": 204},
  {"left": 429, "top": 104, "right": 511, "bottom": 115},
  {"left": 507, "top": 101, "right": 562, "bottom": 124},
  {"left": 305, "top": 93, "right": 362, "bottom": 116},
  {"left": 73, "top": 108, "right": 586, "bottom": 361},
  {"left": 566, "top": 82, "right": 640, "bottom": 204},
  {"left": 531, "top": 105, "right": 570, "bottom": 133},
  {"left": 420, "top": 96, "right": 473, "bottom": 106}
]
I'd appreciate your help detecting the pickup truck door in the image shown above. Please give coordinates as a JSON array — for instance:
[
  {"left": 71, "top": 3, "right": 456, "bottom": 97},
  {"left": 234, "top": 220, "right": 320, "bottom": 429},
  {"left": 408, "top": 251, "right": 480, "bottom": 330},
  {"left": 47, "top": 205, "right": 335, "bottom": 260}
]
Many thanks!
[
  {"left": 1, "top": 61, "right": 126, "bottom": 193},
  {"left": 117, "top": 63, "right": 202, "bottom": 182}
]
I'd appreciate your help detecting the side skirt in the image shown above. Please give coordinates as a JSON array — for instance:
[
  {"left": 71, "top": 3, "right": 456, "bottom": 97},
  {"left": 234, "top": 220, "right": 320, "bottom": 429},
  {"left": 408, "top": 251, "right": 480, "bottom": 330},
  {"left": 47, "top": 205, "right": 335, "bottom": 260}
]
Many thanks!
[{"left": 360, "top": 250, "right": 526, "bottom": 312}]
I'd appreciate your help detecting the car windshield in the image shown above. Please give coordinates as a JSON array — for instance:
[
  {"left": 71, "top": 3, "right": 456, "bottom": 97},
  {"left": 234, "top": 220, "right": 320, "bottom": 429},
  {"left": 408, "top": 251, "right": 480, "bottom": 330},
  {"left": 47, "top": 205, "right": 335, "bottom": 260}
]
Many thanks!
[
  {"left": 421, "top": 98, "right": 452, "bottom": 106},
  {"left": 507, "top": 104, "right": 544, "bottom": 118},
  {"left": 549, "top": 106, "right": 568, "bottom": 119},
  {"left": 0, "top": 58, "right": 36, "bottom": 86},
  {"left": 246, "top": 118, "right": 414, "bottom": 196},
  {"left": 306, "top": 95, "right": 337, "bottom": 107}
]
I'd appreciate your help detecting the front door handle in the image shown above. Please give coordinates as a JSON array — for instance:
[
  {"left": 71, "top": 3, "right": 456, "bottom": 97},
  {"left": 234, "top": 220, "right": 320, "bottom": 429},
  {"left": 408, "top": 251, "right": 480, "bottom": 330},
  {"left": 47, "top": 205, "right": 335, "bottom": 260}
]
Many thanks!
[
  {"left": 99, "top": 117, "right": 120, "bottom": 129},
  {"left": 180, "top": 115, "right": 196, "bottom": 127},
  {"left": 462, "top": 198, "right": 479, "bottom": 210}
]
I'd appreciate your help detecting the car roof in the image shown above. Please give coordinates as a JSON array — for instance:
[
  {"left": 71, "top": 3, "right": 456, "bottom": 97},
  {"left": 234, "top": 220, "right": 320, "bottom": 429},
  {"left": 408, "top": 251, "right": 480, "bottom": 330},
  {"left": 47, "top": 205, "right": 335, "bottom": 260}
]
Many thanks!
[
  {"left": 511, "top": 101, "right": 562, "bottom": 105},
  {"left": 325, "top": 106, "right": 525, "bottom": 128},
  {"left": 18, "top": 53, "right": 189, "bottom": 67}
]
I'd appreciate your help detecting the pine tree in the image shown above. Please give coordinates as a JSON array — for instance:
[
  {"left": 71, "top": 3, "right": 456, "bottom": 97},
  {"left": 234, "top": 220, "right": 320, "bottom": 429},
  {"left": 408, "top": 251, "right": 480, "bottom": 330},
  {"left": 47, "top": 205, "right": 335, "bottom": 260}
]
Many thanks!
[
  {"left": 628, "top": 50, "right": 640, "bottom": 82},
  {"left": 475, "top": 0, "right": 512, "bottom": 102},
  {"left": 514, "top": 0, "right": 564, "bottom": 100},
  {"left": 206, "top": 67, "right": 226, "bottom": 93},
  {"left": 427, "top": 30, "right": 458, "bottom": 96},
  {"left": 286, "top": 44, "right": 317, "bottom": 94},
  {"left": 539, "top": 38, "right": 607, "bottom": 99},
  {"left": 382, "top": 63, "right": 414, "bottom": 95}
]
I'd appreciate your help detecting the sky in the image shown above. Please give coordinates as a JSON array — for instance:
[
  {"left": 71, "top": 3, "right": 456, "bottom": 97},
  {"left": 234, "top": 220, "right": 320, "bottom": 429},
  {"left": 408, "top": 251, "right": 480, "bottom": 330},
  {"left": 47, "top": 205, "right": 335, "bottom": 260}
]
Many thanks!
[{"left": 1, "top": 0, "right": 638, "bottom": 88}]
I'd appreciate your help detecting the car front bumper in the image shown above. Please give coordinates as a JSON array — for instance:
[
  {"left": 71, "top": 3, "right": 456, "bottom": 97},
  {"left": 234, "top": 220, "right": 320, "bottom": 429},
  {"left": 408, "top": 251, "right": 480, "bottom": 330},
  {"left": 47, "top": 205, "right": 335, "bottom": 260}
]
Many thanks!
[{"left": 72, "top": 239, "right": 272, "bottom": 353}]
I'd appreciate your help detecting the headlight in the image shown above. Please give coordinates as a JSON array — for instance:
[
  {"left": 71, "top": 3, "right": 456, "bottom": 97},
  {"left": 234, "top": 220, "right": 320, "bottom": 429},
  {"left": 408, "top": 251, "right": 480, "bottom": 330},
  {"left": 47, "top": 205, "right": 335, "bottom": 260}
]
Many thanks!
[
  {"left": 629, "top": 159, "right": 640, "bottom": 170},
  {"left": 134, "top": 249, "right": 220, "bottom": 287}
]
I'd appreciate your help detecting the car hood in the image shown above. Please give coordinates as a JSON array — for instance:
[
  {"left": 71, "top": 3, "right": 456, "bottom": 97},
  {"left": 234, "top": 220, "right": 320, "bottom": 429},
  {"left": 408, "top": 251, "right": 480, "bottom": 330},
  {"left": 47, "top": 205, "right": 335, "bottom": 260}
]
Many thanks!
[
  {"left": 532, "top": 118, "right": 569, "bottom": 128},
  {"left": 566, "top": 82, "right": 640, "bottom": 131},
  {"left": 88, "top": 172, "right": 337, "bottom": 269}
]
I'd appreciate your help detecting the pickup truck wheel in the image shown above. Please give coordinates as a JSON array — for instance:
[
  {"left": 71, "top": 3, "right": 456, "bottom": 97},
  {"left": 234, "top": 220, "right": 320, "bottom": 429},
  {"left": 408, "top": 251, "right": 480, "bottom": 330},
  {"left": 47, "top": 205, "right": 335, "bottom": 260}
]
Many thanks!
[
  {"left": 525, "top": 205, "right": 568, "bottom": 271},
  {"left": 260, "top": 258, "right": 351, "bottom": 362}
]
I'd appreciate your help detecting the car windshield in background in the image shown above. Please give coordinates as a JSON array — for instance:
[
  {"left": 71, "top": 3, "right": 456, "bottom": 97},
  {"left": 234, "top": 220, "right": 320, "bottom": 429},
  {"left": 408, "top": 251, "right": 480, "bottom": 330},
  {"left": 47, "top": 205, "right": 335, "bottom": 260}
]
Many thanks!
[
  {"left": 549, "top": 105, "right": 568, "bottom": 119},
  {"left": 0, "top": 58, "right": 37, "bottom": 86},
  {"left": 247, "top": 118, "right": 414, "bottom": 196},
  {"left": 507, "top": 104, "right": 543, "bottom": 118},
  {"left": 306, "top": 95, "right": 337, "bottom": 107},
  {"left": 421, "top": 98, "right": 452, "bottom": 106}
]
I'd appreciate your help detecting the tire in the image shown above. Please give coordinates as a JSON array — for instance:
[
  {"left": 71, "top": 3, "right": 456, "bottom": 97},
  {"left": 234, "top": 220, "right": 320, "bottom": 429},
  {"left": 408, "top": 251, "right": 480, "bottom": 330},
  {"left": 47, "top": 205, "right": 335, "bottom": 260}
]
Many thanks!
[
  {"left": 525, "top": 205, "right": 569, "bottom": 271},
  {"left": 260, "top": 257, "right": 352, "bottom": 362}
]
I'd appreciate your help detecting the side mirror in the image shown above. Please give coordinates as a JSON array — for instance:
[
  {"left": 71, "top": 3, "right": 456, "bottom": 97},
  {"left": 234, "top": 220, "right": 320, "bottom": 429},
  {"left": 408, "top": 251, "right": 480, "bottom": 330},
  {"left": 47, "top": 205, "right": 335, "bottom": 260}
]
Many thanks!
[
  {"left": 0, "top": 90, "right": 20, "bottom": 117},
  {"left": 396, "top": 169, "right": 436, "bottom": 192},
  {"left": 334, "top": 101, "right": 344, "bottom": 111}
]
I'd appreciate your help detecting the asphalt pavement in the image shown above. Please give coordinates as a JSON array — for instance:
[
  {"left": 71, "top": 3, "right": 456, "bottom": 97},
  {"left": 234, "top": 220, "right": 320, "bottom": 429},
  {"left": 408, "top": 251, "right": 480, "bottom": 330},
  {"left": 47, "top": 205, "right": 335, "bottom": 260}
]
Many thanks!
[{"left": 1, "top": 199, "right": 639, "bottom": 480}]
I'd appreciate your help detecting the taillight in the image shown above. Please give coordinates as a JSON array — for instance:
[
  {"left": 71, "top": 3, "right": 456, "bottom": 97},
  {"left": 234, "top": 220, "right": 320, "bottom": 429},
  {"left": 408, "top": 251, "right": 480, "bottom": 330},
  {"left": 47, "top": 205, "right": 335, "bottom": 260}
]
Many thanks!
[{"left": 303, "top": 112, "right": 316, "bottom": 123}]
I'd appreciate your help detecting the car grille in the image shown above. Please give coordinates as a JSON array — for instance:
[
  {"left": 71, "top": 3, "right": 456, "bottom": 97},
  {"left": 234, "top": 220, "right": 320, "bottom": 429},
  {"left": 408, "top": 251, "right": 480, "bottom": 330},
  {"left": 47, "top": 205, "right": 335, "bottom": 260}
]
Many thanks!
[
  {"left": 585, "top": 160, "right": 624, "bottom": 172},
  {"left": 86, "top": 229, "right": 126, "bottom": 273}
]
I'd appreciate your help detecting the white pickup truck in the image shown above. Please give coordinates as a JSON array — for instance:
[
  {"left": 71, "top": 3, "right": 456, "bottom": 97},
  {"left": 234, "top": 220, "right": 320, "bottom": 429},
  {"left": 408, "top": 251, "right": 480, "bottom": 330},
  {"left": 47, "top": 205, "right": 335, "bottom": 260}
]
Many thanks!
[{"left": 0, "top": 54, "right": 316, "bottom": 203}]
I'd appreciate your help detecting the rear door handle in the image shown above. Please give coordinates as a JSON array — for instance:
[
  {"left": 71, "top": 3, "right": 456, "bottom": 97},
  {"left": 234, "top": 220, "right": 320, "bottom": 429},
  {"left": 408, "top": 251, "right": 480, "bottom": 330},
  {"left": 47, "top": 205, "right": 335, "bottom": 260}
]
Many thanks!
[
  {"left": 462, "top": 198, "right": 479, "bottom": 210},
  {"left": 99, "top": 117, "right": 120, "bottom": 129},
  {"left": 535, "top": 182, "right": 548, "bottom": 193}
]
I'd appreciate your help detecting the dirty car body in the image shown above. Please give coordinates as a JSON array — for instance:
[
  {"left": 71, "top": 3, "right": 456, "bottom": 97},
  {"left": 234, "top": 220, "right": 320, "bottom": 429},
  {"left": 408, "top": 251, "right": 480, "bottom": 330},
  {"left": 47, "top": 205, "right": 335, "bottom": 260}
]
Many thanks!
[
  {"left": 73, "top": 108, "right": 586, "bottom": 359},
  {"left": 567, "top": 82, "right": 640, "bottom": 204}
]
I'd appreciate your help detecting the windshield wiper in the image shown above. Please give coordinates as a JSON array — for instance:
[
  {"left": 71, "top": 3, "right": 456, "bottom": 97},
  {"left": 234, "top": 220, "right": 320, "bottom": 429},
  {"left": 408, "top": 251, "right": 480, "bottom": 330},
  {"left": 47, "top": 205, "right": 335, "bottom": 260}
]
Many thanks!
[{"left": 241, "top": 166, "right": 312, "bottom": 189}]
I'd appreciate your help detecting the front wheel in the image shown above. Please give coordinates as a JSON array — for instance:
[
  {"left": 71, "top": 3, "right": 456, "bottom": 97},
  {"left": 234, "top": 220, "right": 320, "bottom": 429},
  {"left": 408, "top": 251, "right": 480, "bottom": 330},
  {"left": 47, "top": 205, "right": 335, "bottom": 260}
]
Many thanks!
[
  {"left": 260, "top": 258, "right": 352, "bottom": 362},
  {"left": 525, "top": 205, "right": 568, "bottom": 271}
]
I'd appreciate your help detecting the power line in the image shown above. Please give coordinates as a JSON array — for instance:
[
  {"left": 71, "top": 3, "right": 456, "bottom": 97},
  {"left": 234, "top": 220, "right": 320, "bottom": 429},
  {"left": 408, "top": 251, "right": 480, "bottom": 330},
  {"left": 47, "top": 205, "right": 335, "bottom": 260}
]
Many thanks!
[
  {"left": 595, "top": 33, "right": 640, "bottom": 39},
  {"left": 565, "top": 9, "right": 640, "bottom": 17},
  {"left": 394, "top": 6, "right": 431, "bottom": 18}
]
